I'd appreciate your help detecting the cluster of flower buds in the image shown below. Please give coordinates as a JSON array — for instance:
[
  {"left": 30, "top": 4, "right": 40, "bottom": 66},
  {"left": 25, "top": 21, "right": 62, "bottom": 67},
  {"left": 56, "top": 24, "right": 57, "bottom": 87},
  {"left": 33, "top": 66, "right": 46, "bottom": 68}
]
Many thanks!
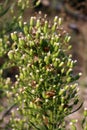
[{"left": 7, "top": 14, "right": 82, "bottom": 129}]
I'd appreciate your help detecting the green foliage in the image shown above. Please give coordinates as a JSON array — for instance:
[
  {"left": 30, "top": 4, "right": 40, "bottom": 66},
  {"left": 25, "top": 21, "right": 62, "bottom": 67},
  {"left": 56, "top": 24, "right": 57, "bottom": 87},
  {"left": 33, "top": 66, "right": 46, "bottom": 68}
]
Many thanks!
[
  {"left": 0, "top": 1, "right": 86, "bottom": 130},
  {"left": 0, "top": 0, "right": 30, "bottom": 37},
  {"left": 0, "top": 14, "right": 81, "bottom": 129}
]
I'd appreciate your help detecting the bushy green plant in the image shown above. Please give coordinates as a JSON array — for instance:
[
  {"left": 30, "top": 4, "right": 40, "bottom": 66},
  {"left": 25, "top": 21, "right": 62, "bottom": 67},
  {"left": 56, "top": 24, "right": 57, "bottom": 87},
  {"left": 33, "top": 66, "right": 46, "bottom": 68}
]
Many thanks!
[
  {"left": 0, "top": 1, "right": 86, "bottom": 130},
  {"left": 0, "top": 14, "right": 82, "bottom": 129},
  {"left": 0, "top": 0, "right": 30, "bottom": 99}
]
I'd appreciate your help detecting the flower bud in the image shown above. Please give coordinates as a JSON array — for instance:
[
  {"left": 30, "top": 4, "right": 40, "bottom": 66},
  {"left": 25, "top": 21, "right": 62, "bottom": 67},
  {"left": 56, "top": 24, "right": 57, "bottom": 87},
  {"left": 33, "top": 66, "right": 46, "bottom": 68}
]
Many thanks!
[
  {"left": 54, "top": 16, "right": 58, "bottom": 22},
  {"left": 18, "top": 16, "right": 23, "bottom": 28},
  {"left": 8, "top": 50, "right": 14, "bottom": 59},
  {"left": 59, "top": 62, "right": 64, "bottom": 67},
  {"left": 19, "top": 37, "right": 25, "bottom": 47},
  {"left": 58, "top": 17, "right": 62, "bottom": 25},
  {"left": 64, "top": 35, "right": 71, "bottom": 43},
  {"left": 84, "top": 108, "right": 87, "bottom": 117},
  {"left": 30, "top": 17, "right": 34, "bottom": 27},
  {"left": 52, "top": 22, "right": 57, "bottom": 32},
  {"left": 36, "top": 19, "right": 40, "bottom": 28},
  {"left": 44, "top": 21, "right": 48, "bottom": 33},
  {"left": 66, "top": 68, "right": 72, "bottom": 76},
  {"left": 23, "top": 22, "right": 29, "bottom": 34},
  {"left": 11, "top": 32, "right": 18, "bottom": 41}
]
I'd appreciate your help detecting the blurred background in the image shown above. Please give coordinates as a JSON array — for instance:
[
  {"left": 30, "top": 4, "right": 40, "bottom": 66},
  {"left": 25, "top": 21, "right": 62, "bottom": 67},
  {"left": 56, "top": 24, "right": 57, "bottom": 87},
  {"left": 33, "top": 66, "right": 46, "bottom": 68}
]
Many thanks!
[{"left": 0, "top": 0, "right": 87, "bottom": 129}]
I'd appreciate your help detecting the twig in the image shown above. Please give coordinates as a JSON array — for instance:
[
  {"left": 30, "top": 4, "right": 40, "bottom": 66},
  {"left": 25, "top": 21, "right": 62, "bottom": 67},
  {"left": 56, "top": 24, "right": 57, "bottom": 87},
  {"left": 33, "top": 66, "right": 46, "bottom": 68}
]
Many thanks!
[{"left": 1, "top": 102, "right": 17, "bottom": 119}]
